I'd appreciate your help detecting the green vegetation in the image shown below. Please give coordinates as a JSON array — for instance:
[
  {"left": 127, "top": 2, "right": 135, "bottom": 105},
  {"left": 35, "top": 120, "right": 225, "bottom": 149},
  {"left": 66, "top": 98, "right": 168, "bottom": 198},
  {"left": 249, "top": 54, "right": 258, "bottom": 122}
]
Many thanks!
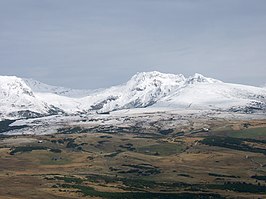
[
  {"left": 119, "top": 143, "right": 136, "bottom": 151},
  {"left": 10, "top": 145, "right": 65, "bottom": 155},
  {"left": 159, "top": 129, "right": 174, "bottom": 135},
  {"left": 66, "top": 140, "right": 79, "bottom": 149},
  {"left": 251, "top": 175, "right": 266, "bottom": 181},
  {"left": 10, "top": 146, "right": 48, "bottom": 155},
  {"left": 65, "top": 138, "right": 83, "bottom": 151},
  {"left": 207, "top": 181, "right": 266, "bottom": 193},
  {"left": 0, "top": 119, "right": 27, "bottom": 133},
  {"left": 98, "top": 140, "right": 109, "bottom": 144},
  {"left": 177, "top": 173, "right": 192, "bottom": 178},
  {"left": 54, "top": 176, "right": 83, "bottom": 184},
  {"left": 49, "top": 148, "right": 62, "bottom": 153},
  {"left": 52, "top": 173, "right": 266, "bottom": 196},
  {"left": 229, "top": 127, "right": 266, "bottom": 139},
  {"left": 100, "top": 135, "right": 112, "bottom": 139},
  {"left": 59, "top": 184, "right": 225, "bottom": 199},
  {"left": 104, "top": 151, "right": 121, "bottom": 157},
  {"left": 208, "top": 173, "right": 240, "bottom": 178},
  {"left": 85, "top": 174, "right": 191, "bottom": 190},
  {"left": 137, "top": 142, "right": 183, "bottom": 156},
  {"left": 200, "top": 136, "right": 266, "bottom": 155},
  {"left": 39, "top": 153, "right": 70, "bottom": 165},
  {"left": 86, "top": 174, "right": 162, "bottom": 189},
  {"left": 57, "top": 127, "right": 87, "bottom": 134},
  {"left": 119, "top": 164, "right": 161, "bottom": 176}
]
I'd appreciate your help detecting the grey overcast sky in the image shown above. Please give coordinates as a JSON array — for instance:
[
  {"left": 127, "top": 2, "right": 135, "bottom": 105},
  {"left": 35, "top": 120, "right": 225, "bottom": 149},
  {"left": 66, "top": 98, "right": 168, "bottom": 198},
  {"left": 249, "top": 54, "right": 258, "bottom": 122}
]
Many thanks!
[{"left": 0, "top": 0, "right": 265, "bottom": 89}]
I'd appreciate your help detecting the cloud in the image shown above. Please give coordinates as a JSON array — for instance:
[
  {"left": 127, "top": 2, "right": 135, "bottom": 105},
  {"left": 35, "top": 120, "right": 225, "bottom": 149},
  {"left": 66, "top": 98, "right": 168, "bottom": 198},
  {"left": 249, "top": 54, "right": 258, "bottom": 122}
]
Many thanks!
[{"left": 0, "top": 0, "right": 265, "bottom": 88}]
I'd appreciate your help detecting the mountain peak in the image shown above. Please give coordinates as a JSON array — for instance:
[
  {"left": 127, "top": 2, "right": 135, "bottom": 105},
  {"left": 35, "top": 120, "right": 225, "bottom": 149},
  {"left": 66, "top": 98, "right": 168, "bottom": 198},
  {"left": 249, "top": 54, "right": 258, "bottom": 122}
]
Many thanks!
[
  {"left": 0, "top": 75, "right": 34, "bottom": 97},
  {"left": 125, "top": 71, "right": 186, "bottom": 93},
  {"left": 0, "top": 75, "right": 57, "bottom": 119},
  {"left": 130, "top": 71, "right": 185, "bottom": 85},
  {"left": 1, "top": 72, "right": 265, "bottom": 119},
  {"left": 186, "top": 73, "right": 222, "bottom": 84}
]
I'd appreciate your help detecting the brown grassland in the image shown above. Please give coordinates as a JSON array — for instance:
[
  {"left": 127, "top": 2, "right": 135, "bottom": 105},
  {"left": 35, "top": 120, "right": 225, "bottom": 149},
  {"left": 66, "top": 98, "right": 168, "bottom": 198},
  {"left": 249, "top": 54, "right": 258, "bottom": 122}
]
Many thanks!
[{"left": 0, "top": 119, "right": 266, "bottom": 198}]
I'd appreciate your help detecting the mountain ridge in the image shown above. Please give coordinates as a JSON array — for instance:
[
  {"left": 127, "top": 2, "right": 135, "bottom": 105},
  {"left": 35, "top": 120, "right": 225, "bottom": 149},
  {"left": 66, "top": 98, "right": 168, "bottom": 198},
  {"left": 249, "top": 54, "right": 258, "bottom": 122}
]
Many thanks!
[
  {"left": 23, "top": 78, "right": 94, "bottom": 98},
  {"left": 0, "top": 76, "right": 61, "bottom": 119},
  {"left": 0, "top": 71, "right": 265, "bottom": 119}
]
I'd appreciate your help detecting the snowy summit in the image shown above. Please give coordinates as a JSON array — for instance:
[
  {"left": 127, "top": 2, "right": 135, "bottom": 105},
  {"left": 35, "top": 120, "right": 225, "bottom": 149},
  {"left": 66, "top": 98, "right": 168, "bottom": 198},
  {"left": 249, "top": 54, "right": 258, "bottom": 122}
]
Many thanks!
[{"left": 0, "top": 71, "right": 265, "bottom": 119}]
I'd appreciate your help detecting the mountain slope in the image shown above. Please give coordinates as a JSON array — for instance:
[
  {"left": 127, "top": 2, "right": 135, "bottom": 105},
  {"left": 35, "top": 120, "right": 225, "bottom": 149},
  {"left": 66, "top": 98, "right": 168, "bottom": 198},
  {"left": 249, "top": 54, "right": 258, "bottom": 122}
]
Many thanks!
[
  {"left": 79, "top": 71, "right": 186, "bottom": 113},
  {"left": 0, "top": 76, "right": 60, "bottom": 119},
  {"left": 155, "top": 79, "right": 266, "bottom": 113},
  {"left": 0, "top": 72, "right": 265, "bottom": 119},
  {"left": 23, "top": 78, "right": 93, "bottom": 97},
  {"left": 79, "top": 72, "right": 266, "bottom": 113}
]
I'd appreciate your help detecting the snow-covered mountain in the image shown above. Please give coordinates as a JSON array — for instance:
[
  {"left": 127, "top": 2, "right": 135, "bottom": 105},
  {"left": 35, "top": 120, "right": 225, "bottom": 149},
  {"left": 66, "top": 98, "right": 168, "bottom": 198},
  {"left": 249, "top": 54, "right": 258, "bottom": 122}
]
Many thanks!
[
  {"left": 0, "top": 76, "right": 61, "bottom": 119},
  {"left": 77, "top": 72, "right": 266, "bottom": 114},
  {"left": 79, "top": 71, "right": 187, "bottom": 113},
  {"left": 156, "top": 77, "right": 266, "bottom": 113},
  {"left": 23, "top": 78, "right": 93, "bottom": 97},
  {"left": 0, "top": 72, "right": 265, "bottom": 120}
]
